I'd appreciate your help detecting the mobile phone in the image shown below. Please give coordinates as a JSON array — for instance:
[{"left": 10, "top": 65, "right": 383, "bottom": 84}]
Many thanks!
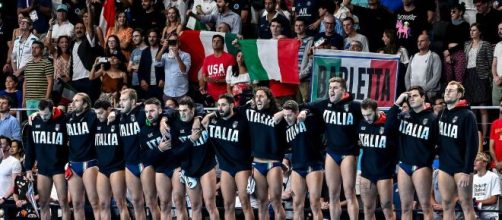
[
  {"left": 98, "top": 57, "right": 108, "bottom": 63},
  {"left": 168, "top": 40, "right": 177, "bottom": 46}
]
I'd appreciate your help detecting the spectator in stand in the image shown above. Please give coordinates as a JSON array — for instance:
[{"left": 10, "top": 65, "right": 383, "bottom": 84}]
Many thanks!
[
  {"left": 294, "top": 0, "right": 320, "bottom": 36},
  {"left": 258, "top": 0, "right": 290, "bottom": 39},
  {"left": 155, "top": 32, "right": 191, "bottom": 101},
  {"left": 106, "top": 11, "right": 134, "bottom": 60},
  {"left": 432, "top": 96, "right": 446, "bottom": 116},
  {"left": 70, "top": 3, "right": 101, "bottom": 103},
  {"left": 128, "top": 29, "right": 147, "bottom": 97},
  {"left": 295, "top": 18, "right": 313, "bottom": 103},
  {"left": 443, "top": 2, "right": 470, "bottom": 84},
  {"left": 351, "top": 0, "right": 395, "bottom": 52},
  {"left": 475, "top": 0, "right": 502, "bottom": 44},
  {"left": 1, "top": 12, "right": 16, "bottom": 75},
  {"left": 200, "top": 35, "right": 235, "bottom": 103},
  {"left": 342, "top": 17, "right": 369, "bottom": 52},
  {"left": 229, "top": 0, "right": 252, "bottom": 38},
  {"left": 0, "top": 75, "right": 23, "bottom": 109},
  {"left": 189, "top": 0, "right": 242, "bottom": 35},
  {"left": 90, "top": 54, "right": 128, "bottom": 107},
  {"left": 82, "top": 9, "right": 105, "bottom": 49},
  {"left": 472, "top": 152, "right": 501, "bottom": 220},
  {"left": 16, "top": 0, "right": 51, "bottom": 35},
  {"left": 378, "top": 29, "right": 409, "bottom": 95},
  {"left": 226, "top": 51, "right": 251, "bottom": 106},
  {"left": 493, "top": 22, "right": 502, "bottom": 105},
  {"left": 216, "top": 22, "right": 231, "bottom": 32},
  {"left": 270, "top": 18, "right": 287, "bottom": 39},
  {"left": 0, "top": 96, "right": 21, "bottom": 141},
  {"left": 163, "top": 0, "right": 188, "bottom": 24},
  {"left": 138, "top": 29, "right": 164, "bottom": 100},
  {"left": 47, "top": 4, "right": 74, "bottom": 42},
  {"left": 490, "top": 98, "right": 502, "bottom": 172},
  {"left": 161, "top": 7, "right": 184, "bottom": 38},
  {"left": 135, "top": 0, "right": 166, "bottom": 31},
  {"left": 11, "top": 17, "right": 38, "bottom": 78},
  {"left": 347, "top": 40, "right": 363, "bottom": 52},
  {"left": 315, "top": 1, "right": 343, "bottom": 37},
  {"left": 464, "top": 23, "right": 492, "bottom": 139},
  {"left": 48, "top": 35, "right": 71, "bottom": 106},
  {"left": 314, "top": 15, "right": 344, "bottom": 50},
  {"left": 0, "top": 136, "right": 22, "bottom": 206},
  {"left": 9, "top": 140, "right": 23, "bottom": 164},
  {"left": 378, "top": 29, "right": 410, "bottom": 64},
  {"left": 22, "top": 41, "right": 53, "bottom": 111},
  {"left": 405, "top": 33, "right": 442, "bottom": 99},
  {"left": 191, "top": 0, "right": 218, "bottom": 16},
  {"left": 395, "top": 0, "right": 430, "bottom": 55},
  {"left": 104, "top": 35, "right": 126, "bottom": 61}
]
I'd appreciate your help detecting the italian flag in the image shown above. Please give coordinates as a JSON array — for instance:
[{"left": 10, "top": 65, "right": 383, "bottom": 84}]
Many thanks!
[
  {"left": 99, "top": 0, "right": 115, "bottom": 39},
  {"left": 179, "top": 30, "right": 238, "bottom": 82},
  {"left": 239, "top": 39, "right": 301, "bottom": 84}
]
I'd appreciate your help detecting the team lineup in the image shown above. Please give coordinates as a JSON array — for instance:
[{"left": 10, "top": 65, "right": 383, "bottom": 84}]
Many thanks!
[{"left": 24, "top": 77, "right": 478, "bottom": 220}]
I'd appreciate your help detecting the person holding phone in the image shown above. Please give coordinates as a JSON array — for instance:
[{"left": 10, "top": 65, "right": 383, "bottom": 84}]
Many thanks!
[{"left": 155, "top": 32, "right": 191, "bottom": 102}]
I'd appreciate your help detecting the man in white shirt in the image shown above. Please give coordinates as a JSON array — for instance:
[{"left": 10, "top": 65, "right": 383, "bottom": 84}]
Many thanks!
[
  {"left": 47, "top": 4, "right": 74, "bottom": 41},
  {"left": 342, "top": 17, "right": 369, "bottom": 52},
  {"left": 491, "top": 22, "right": 502, "bottom": 105},
  {"left": 473, "top": 152, "right": 501, "bottom": 220},
  {"left": 0, "top": 136, "right": 21, "bottom": 205},
  {"left": 405, "top": 33, "right": 442, "bottom": 100}
]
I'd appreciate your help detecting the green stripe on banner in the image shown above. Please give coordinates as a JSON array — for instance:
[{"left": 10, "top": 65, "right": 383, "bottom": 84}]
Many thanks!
[
  {"left": 239, "top": 39, "right": 269, "bottom": 81},
  {"left": 311, "top": 57, "right": 342, "bottom": 100},
  {"left": 224, "top": 33, "right": 238, "bottom": 56}
]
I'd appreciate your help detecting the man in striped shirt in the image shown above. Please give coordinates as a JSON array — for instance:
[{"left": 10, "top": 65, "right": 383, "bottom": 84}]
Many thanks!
[{"left": 22, "top": 41, "right": 53, "bottom": 114}]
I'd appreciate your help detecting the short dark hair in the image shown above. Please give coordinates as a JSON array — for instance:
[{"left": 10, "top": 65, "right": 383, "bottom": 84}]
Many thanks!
[
  {"left": 38, "top": 99, "right": 54, "bottom": 110},
  {"left": 178, "top": 96, "right": 195, "bottom": 109},
  {"left": 361, "top": 98, "right": 378, "bottom": 111},
  {"left": 342, "top": 17, "right": 354, "bottom": 25},
  {"left": 295, "top": 17, "right": 307, "bottom": 24},
  {"left": 212, "top": 34, "right": 224, "bottom": 42},
  {"left": 0, "top": 136, "right": 12, "bottom": 145},
  {"left": 5, "top": 75, "right": 18, "bottom": 84},
  {"left": 144, "top": 98, "right": 162, "bottom": 107},
  {"left": 0, "top": 96, "right": 11, "bottom": 107},
  {"left": 407, "top": 86, "right": 425, "bottom": 97},
  {"left": 282, "top": 100, "right": 299, "bottom": 112},
  {"left": 270, "top": 18, "right": 283, "bottom": 27},
  {"left": 218, "top": 94, "right": 235, "bottom": 105},
  {"left": 32, "top": 40, "right": 44, "bottom": 49},
  {"left": 94, "top": 99, "right": 112, "bottom": 109}
]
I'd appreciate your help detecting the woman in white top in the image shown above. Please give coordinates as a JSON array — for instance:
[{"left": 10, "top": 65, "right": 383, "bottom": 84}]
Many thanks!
[{"left": 226, "top": 51, "right": 251, "bottom": 106}]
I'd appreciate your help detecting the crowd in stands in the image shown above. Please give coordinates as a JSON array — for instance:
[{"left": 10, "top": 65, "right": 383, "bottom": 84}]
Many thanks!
[{"left": 4, "top": 0, "right": 502, "bottom": 219}]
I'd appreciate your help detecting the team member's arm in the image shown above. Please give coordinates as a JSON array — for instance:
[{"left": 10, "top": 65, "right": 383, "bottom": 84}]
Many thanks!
[
  {"left": 462, "top": 112, "right": 479, "bottom": 175},
  {"left": 201, "top": 112, "right": 217, "bottom": 129},
  {"left": 24, "top": 125, "right": 36, "bottom": 181}
]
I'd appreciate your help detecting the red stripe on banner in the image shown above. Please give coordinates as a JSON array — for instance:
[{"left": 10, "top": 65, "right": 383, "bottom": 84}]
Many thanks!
[
  {"left": 179, "top": 30, "right": 205, "bottom": 83},
  {"left": 370, "top": 59, "right": 397, "bottom": 107},
  {"left": 277, "top": 39, "right": 301, "bottom": 84},
  {"left": 101, "top": 0, "right": 115, "bottom": 34}
]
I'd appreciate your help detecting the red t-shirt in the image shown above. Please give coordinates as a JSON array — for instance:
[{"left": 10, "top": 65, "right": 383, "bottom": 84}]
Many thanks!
[
  {"left": 202, "top": 52, "right": 236, "bottom": 100},
  {"left": 490, "top": 118, "right": 502, "bottom": 166}
]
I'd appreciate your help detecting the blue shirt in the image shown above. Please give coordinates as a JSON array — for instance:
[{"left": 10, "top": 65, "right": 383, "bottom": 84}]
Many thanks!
[
  {"left": 155, "top": 50, "right": 191, "bottom": 97},
  {"left": 0, "top": 114, "right": 21, "bottom": 141}
]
